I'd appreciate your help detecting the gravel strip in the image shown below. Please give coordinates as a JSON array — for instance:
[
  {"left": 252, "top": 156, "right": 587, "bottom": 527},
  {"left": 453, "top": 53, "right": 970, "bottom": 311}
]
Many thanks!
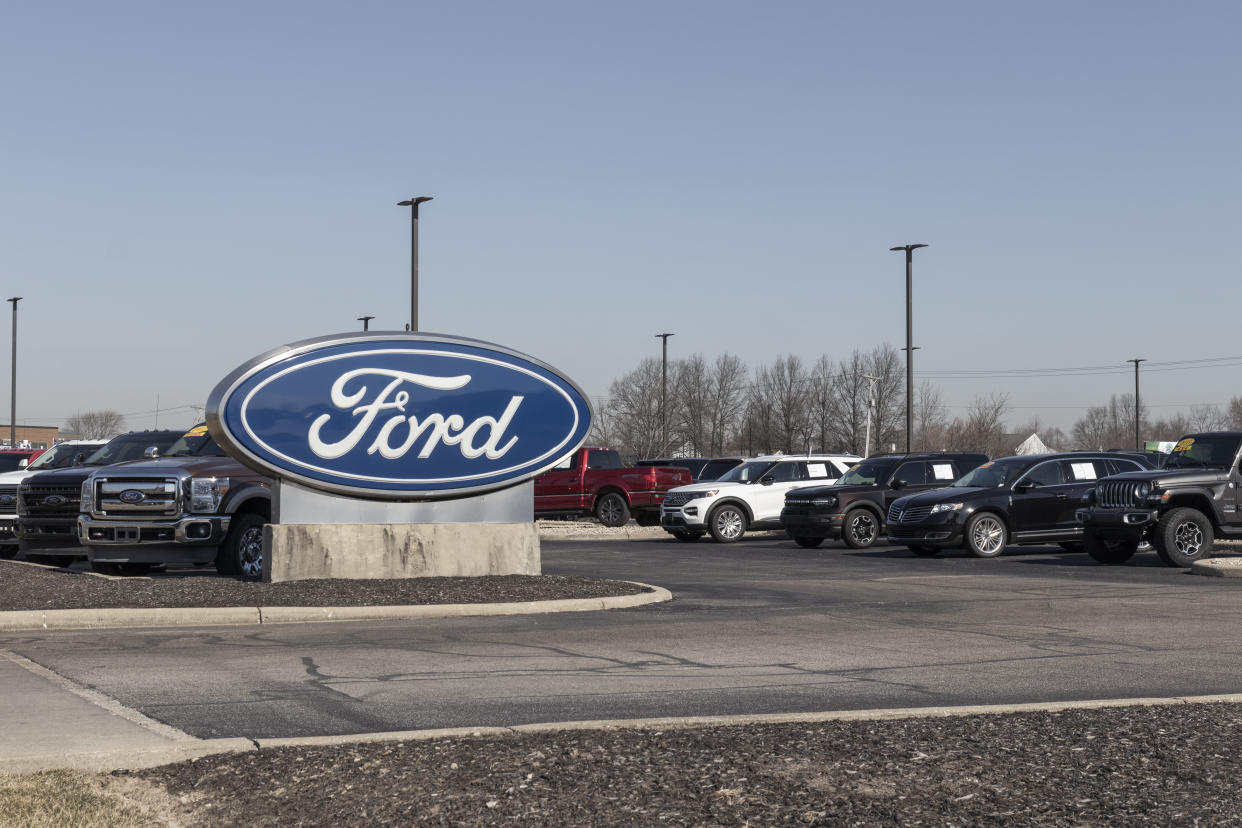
[
  {"left": 0, "top": 561, "right": 648, "bottom": 611},
  {"left": 133, "top": 702, "right": 1242, "bottom": 826}
]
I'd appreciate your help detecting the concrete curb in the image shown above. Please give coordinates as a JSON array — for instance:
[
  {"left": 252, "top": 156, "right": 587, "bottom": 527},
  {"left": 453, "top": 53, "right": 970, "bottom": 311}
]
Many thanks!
[
  {"left": 1191, "top": 557, "right": 1242, "bottom": 578},
  {"left": 0, "top": 583, "right": 672, "bottom": 631},
  {"left": 10, "top": 693, "right": 1242, "bottom": 774}
]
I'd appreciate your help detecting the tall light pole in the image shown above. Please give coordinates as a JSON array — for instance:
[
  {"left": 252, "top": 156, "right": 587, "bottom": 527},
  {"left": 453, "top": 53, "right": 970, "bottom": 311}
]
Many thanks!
[
  {"left": 358, "top": 315, "right": 375, "bottom": 331},
  {"left": 890, "top": 244, "right": 928, "bottom": 453},
  {"left": 862, "top": 373, "right": 880, "bottom": 458},
  {"left": 397, "top": 196, "right": 433, "bottom": 332},
  {"left": 6, "top": 297, "right": 19, "bottom": 448},
  {"left": 656, "top": 333, "right": 673, "bottom": 452},
  {"left": 1128, "top": 358, "right": 1146, "bottom": 451}
]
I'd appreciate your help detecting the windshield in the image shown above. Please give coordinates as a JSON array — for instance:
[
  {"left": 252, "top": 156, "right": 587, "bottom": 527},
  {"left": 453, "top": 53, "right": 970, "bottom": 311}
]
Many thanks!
[
  {"left": 165, "top": 424, "right": 226, "bottom": 457},
  {"left": 1163, "top": 435, "right": 1242, "bottom": 470},
  {"left": 26, "top": 443, "right": 103, "bottom": 470},
  {"left": 952, "top": 458, "right": 1029, "bottom": 488},
  {"left": 836, "top": 459, "right": 899, "bottom": 486},
  {"left": 716, "top": 460, "right": 777, "bottom": 484},
  {"left": 85, "top": 433, "right": 178, "bottom": 466}
]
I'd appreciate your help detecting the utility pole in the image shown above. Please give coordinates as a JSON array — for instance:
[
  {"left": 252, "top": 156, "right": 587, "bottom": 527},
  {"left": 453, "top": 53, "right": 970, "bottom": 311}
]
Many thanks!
[
  {"left": 656, "top": 333, "right": 674, "bottom": 452},
  {"left": 397, "top": 196, "right": 433, "bottom": 331},
  {"left": 7, "top": 297, "right": 19, "bottom": 448},
  {"left": 862, "top": 374, "right": 880, "bottom": 458},
  {"left": 1128, "top": 358, "right": 1146, "bottom": 451},
  {"left": 890, "top": 244, "right": 927, "bottom": 453}
]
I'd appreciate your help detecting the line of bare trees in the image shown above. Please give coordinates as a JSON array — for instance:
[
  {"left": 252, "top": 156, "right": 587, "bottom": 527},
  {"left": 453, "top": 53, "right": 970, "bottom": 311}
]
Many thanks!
[{"left": 589, "top": 345, "right": 1242, "bottom": 461}]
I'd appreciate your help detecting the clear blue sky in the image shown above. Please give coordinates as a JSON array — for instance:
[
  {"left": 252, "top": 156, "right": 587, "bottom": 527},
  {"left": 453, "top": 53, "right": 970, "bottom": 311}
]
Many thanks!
[{"left": 2, "top": 0, "right": 1238, "bottom": 434}]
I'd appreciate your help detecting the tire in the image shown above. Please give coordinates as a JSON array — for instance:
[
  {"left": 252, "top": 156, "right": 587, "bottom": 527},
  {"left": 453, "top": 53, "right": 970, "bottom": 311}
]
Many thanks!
[
  {"left": 217, "top": 513, "right": 266, "bottom": 581},
  {"left": 0, "top": 544, "right": 16, "bottom": 560},
  {"left": 1082, "top": 533, "right": 1138, "bottom": 565},
  {"left": 908, "top": 545, "right": 940, "bottom": 557},
  {"left": 708, "top": 504, "right": 747, "bottom": 543},
  {"left": 594, "top": 493, "right": 630, "bottom": 528},
  {"left": 793, "top": 536, "right": 824, "bottom": 548},
  {"left": 964, "top": 512, "right": 1007, "bottom": 558},
  {"left": 1152, "top": 507, "right": 1214, "bottom": 568},
  {"left": 841, "top": 509, "right": 880, "bottom": 549},
  {"left": 671, "top": 530, "right": 703, "bottom": 543}
]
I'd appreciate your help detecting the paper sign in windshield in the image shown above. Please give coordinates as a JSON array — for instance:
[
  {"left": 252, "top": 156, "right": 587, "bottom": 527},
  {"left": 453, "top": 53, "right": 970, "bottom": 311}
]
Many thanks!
[
  {"left": 807, "top": 463, "right": 827, "bottom": 477},
  {"left": 932, "top": 463, "right": 954, "bottom": 480},
  {"left": 1070, "top": 462, "right": 1098, "bottom": 480}
]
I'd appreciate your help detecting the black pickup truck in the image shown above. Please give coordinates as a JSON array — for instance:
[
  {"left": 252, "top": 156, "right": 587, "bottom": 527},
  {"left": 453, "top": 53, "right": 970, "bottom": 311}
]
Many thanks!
[{"left": 1077, "top": 432, "right": 1242, "bottom": 567}]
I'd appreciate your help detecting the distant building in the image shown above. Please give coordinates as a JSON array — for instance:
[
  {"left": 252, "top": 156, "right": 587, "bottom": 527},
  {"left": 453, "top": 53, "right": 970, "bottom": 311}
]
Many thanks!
[{"left": 0, "top": 424, "right": 59, "bottom": 450}]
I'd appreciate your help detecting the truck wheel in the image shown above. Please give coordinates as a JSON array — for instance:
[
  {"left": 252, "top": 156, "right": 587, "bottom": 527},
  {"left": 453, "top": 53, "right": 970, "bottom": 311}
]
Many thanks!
[
  {"left": 708, "top": 504, "right": 747, "bottom": 543},
  {"left": 671, "top": 530, "right": 702, "bottom": 543},
  {"left": 841, "top": 509, "right": 879, "bottom": 549},
  {"left": 793, "top": 536, "right": 824, "bottom": 548},
  {"left": 217, "top": 513, "right": 266, "bottom": 581},
  {"left": 909, "top": 545, "right": 940, "bottom": 557},
  {"left": 1152, "top": 507, "right": 1214, "bottom": 568},
  {"left": 594, "top": 493, "right": 630, "bottom": 527},
  {"left": 1082, "top": 533, "right": 1138, "bottom": 564},
  {"left": 964, "top": 513, "right": 1007, "bottom": 558}
]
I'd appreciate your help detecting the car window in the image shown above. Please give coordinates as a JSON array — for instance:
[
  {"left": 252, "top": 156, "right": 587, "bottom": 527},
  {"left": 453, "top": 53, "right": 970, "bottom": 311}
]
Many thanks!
[
  {"left": 1105, "top": 458, "right": 1144, "bottom": 475},
  {"left": 1022, "top": 461, "right": 1064, "bottom": 486},
  {"left": 767, "top": 461, "right": 806, "bottom": 482},
  {"left": 894, "top": 462, "right": 928, "bottom": 485},
  {"left": 1062, "top": 458, "right": 1106, "bottom": 482},
  {"left": 586, "top": 450, "right": 621, "bottom": 470}
]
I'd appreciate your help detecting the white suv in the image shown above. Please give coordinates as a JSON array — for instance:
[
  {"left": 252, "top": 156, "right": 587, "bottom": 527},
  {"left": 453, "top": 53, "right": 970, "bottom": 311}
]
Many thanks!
[{"left": 660, "top": 453, "right": 860, "bottom": 543}]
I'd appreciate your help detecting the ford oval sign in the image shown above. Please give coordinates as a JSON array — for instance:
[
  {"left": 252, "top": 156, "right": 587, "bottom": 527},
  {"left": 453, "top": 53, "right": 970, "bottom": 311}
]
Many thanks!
[
  {"left": 207, "top": 332, "right": 592, "bottom": 500},
  {"left": 118, "top": 490, "right": 146, "bottom": 504}
]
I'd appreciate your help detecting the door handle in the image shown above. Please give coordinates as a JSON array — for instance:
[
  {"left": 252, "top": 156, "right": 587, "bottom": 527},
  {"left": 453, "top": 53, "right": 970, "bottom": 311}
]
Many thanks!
[{"left": 1055, "top": 493, "right": 1068, "bottom": 500}]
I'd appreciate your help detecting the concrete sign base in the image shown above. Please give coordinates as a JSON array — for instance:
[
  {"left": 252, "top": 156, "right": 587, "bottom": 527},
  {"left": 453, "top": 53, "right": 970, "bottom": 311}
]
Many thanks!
[{"left": 264, "top": 522, "right": 540, "bottom": 583}]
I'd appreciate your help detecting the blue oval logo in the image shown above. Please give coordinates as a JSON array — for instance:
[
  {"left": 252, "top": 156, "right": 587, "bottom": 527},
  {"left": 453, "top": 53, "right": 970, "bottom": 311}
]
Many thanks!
[
  {"left": 207, "top": 333, "right": 592, "bottom": 499},
  {"left": 43, "top": 494, "right": 67, "bottom": 507},
  {"left": 118, "top": 490, "right": 146, "bottom": 504},
  {"left": 0, "top": 494, "right": 15, "bottom": 506}
]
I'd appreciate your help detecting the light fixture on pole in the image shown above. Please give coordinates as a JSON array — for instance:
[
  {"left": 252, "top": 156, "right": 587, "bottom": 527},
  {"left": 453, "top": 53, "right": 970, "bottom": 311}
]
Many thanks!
[
  {"left": 890, "top": 244, "right": 928, "bottom": 453},
  {"left": 6, "top": 297, "right": 19, "bottom": 448},
  {"left": 862, "top": 373, "right": 880, "bottom": 458},
  {"left": 656, "top": 333, "right": 674, "bottom": 451},
  {"left": 397, "top": 196, "right": 433, "bottom": 332},
  {"left": 358, "top": 315, "right": 375, "bottom": 331},
  {"left": 1128, "top": 358, "right": 1146, "bottom": 451}
]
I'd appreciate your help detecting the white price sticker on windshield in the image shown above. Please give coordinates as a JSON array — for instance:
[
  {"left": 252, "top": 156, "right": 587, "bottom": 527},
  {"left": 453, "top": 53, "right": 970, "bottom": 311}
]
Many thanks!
[
  {"left": 807, "top": 463, "right": 828, "bottom": 477},
  {"left": 1070, "top": 462, "right": 1098, "bottom": 480},
  {"left": 932, "top": 464, "right": 954, "bottom": 480}
]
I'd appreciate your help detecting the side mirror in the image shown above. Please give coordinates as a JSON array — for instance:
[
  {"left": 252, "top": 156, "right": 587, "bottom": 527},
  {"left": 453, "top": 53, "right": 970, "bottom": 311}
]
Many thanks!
[
  {"left": 18, "top": 459, "right": 27, "bottom": 469},
  {"left": 1014, "top": 480, "right": 1036, "bottom": 493},
  {"left": 890, "top": 479, "right": 906, "bottom": 490},
  {"left": 760, "top": 475, "right": 775, "bottom": 486},
  {"left": 144, "top": 446, "right": 160, "bottom": 459}
]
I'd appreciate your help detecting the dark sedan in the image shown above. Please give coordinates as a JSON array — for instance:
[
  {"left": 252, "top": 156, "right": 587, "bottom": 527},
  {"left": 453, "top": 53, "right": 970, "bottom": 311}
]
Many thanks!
[{"left": 886, "top": 452, "right": 1153, "bottom": 557}]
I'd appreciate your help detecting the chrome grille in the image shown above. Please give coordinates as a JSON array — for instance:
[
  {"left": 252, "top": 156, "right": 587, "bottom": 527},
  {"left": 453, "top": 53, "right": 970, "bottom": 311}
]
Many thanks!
[
  {"left": 0, "top": 484, "right": 16, "bottom": 516},
  {"left": 1098, "top": 480, "right": 1144, "bottom": 509},
  {"left": 663, "top": 493, "right": 695, "bottom": 508},
  {"left": 95, "top": 477, "right": 181, "bottom": 517},
  {"left": 888, "top": 503, "right": 932, "bottom": 523},
  {"left": 19, "top": 483, "right": 81, "bottom": 517}
]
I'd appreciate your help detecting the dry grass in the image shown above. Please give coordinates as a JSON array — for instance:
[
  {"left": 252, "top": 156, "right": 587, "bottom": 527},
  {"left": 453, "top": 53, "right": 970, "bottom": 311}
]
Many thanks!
[{"left": 0, "top": 770, "right": 189, "bottom": 828}]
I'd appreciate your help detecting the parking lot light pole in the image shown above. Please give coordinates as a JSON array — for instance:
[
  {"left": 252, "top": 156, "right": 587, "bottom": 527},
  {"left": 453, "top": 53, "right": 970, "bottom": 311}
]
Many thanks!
[
  {"left": 358, "top": 315, "right": 375, "bottom": 331},
  {"left": 397, "top": 196, "right": 433, "bottom": 332},
  {"left": 890, "top": 244, "right": 928, "bottom": 453},
  {"left": 656, "top": 333, "right": 674, "bottom": 451},
  {"left": 1128, "top": 358, "right": 1146, "bottom": 451},
  {"left": 7, "top": 297, "right": 19, "bottom": 448}
]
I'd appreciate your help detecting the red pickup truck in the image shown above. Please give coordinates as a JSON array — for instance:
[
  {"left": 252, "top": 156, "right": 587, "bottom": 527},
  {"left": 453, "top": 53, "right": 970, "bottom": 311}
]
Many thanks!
[{"left": 534, "top": 447, "right": 693, "bottom": 527}]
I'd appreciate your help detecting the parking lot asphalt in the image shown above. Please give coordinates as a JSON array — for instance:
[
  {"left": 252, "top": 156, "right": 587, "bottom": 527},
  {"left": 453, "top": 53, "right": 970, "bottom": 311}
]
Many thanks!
[{"left": 2, "top": 531, "right": 1241, "bottom": 774}]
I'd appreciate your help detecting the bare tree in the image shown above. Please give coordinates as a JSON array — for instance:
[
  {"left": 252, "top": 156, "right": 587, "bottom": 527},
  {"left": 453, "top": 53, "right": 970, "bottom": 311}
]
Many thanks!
[
  {"left": 65, "top": 410, "right": 126, "bottom": 439},
  {"left": 675, "top": 353, "right": 748, "bottom": 456},
  {"left": 945, "top": 393, "right": 1011, "bottom": 456},
  {"left": 867, "top": 345, "right": 906, "bottom": 453},
  {"left": 1187, "top": 403, "right": 1228, "bottom": 431},
  {"left": 1071, "top": 394, "right": 1147, "bottom": 449},
  {"left": 1228, "top": 396, "right": 1242, "bottom": 430},
  {"left": 756, "top": 355, "right": 812, "bottom": 453},
  {"left": 914, "top": 379, "right": 948, "bottom": 451},
  {"left": 598, "top": 359, "right": 665, "bottom": 458}
]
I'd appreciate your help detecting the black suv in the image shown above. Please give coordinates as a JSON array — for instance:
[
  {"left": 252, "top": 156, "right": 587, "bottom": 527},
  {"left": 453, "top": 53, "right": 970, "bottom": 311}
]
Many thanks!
[
  {"left": 886, "top": 452, "right": 1153, "bottom": 558},
  {"left": 780, "top": 452, "right": 987, "bottom": 549},
  {"left": 1078, "top": 432, "right": 1242, "bottom": 567},
  {"left": 17, "top": 429, "right": 183, "bottom": 565}
]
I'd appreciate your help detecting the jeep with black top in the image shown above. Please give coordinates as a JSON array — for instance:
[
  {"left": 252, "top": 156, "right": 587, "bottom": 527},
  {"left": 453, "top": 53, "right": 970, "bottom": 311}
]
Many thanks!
[
  {"left": 1077, "top": 432, "right": 1242, "bottom": 567},
  {"left": 16, "top": 430, "right": 182, "bottom": 565},
  {"left": 78, "top": 424, "right": 272, "bottom": 579}
]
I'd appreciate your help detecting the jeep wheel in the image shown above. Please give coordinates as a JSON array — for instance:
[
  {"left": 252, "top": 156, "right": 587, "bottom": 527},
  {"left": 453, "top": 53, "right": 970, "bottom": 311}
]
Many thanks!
[
  {"left": 1153, "top": 507, "right": 1214, "bottom": 568},
  {"left": 708, "top": 504, "right": 747, "bottom": 543},
  {"left": 671, "top": 530, "right": 703, "bottom": 543},
  {"left": 909, "top": 545, "right": 940, "bottom": 557},
  {"left": 594, "top": 493, "right": 630, "bottom": 527},
  {"left": 964, "top": 513, "right": 1007, "bottom": 558},
  {"left": 217, "top": 513, "right": 266, "bottom": 581},
  {"left": 1083, "top": 533, "right": 1138, "bottom": 565},
  {"left": 841, "top": 509, "right": 879, "bottom": 549},
  {"left": 793, "top": 536, "right": 824, "bottom": 548}
]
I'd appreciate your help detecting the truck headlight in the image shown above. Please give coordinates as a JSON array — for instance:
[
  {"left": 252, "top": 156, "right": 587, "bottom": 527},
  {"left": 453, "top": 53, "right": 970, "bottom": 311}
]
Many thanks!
[
  {"left": 189, "top": 477, "right": 230, "bottom": 513},
  {"left": 929, "top": 502, "right": 964, "bottom": 514},
  {"left": 811, "top": 496, "right": 838, "bottom": 507},
  {"left": 693, "top": 490, "right": 719, "bottom": 500},
  {"left": 80, "top": 479, "right": 93, "bottom": 513}
]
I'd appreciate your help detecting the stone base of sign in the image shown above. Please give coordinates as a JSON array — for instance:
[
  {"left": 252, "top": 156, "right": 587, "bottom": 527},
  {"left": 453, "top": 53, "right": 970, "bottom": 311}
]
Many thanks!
[{"left": 263, "top": 523, "right": 541, "bottom": 583}]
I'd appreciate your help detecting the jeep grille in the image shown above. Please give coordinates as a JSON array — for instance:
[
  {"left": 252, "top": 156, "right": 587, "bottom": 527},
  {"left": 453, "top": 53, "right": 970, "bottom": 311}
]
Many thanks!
[{"left": 1097, "top": 480, "right": 1146, "bottom": 509}]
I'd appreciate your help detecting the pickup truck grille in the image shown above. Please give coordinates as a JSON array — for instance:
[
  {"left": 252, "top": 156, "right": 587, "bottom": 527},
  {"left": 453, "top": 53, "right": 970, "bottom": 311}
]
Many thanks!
[
  {"left": 94, "top": 477, "right": 181, "bottom": 517},
  {"left": 1097, "top": 480, "right": 1145, "bottom": 509},
  {"left": 0, "top": 484, "right": 16, "bottom": 516},
  {"left": 888, "top": 503, "right": 932, "bottom": 524},
  {"left": 19, "top": 484, "right": 81, "bottom": 517}
]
